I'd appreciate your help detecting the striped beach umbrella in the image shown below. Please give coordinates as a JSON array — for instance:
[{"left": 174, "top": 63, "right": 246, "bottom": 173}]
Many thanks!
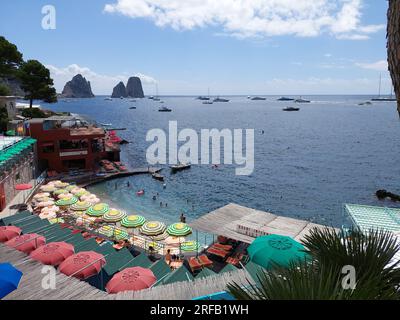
[
  {"left": 49, "top": 218, "right": 65, "bottom": 224},
  {"left": 97, "top": 225, "right": 114, "bottom": 237},
  {"left": 114, "top": 229, "right": 129, "bottom": 240},
  {"left": 75, "top": 190, "right": 89, "bottom": 198},
  {"left": 121, "top": 215, "right": 146, "bottom": 228},
  {"left": 54, "top": 181, "right": 69, "bottom": 189},
  {"left": 40, "top": 185, "right": 56, "bottom": 192},
  {"left": 55, "top": 196, "right": 78, "bottom": 207},
  {"left": 57, "top": 192, "right": 73, "bottom": 199},
  {"left": 71, "top": 187, "right": 86, "bottom": 196},
  {"left": 71, "top": 201, "right": 93, "bottom": 211},
  {"left": 103, "top": 209, "right": 127, "bottom": 223},
  {"left": 87, "top": 203, "right": 109, "bottom": 217},
  {"left": 65, "top": 185, "right": 77, "bottom": 192},
  {"left": 33, "top": 192, "right": 50, "bottom": 200},
  {"left": 140, "top": 221, "right": 166, "bottom": 236},
  {"left": 167, "top": 223, "right": 192, "bottom": 237},
  {"left": 54, "top": 189, "right": 69, "bottom": 196},
  {"left": 152, "top": 231, "right": 169, "bottom": 241},
  {"left": 180, "top": 241, "right": 200, "bottom": 252}
]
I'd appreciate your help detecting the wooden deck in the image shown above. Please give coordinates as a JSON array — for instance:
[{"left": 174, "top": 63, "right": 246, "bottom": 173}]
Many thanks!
[
  {"left": 189, "top": 203, "right": 332, "bottom": 244},
  {"left": 0, "top": 244, "right": 108, "bottom": 300}
]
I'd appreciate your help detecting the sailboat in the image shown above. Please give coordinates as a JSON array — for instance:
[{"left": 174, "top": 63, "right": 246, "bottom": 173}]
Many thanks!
[
  {"left": 153, "top": 84, "right": 161, "bottom": 101},
  {"left": 371, "top": 74, "right": 396, "bottom": 101},
  {"left": 202, "top": 88, "right": 213, "bottom": 104}
]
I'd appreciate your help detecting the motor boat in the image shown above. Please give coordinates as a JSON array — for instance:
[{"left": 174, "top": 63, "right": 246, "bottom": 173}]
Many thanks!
[
  {"left": 283, "top": 107, "right": 300, "bottom": 111},
  {"left": 170, "top": 163, "right": 191, "bottom": 172},
  {"left": 159, "top": 106, "right": 172, "bottom": 112}
]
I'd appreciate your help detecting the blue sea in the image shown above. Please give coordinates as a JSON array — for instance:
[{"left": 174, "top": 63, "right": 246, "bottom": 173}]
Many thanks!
[{"left": 42, "top": 95, "right": 400, "bottom": 230}]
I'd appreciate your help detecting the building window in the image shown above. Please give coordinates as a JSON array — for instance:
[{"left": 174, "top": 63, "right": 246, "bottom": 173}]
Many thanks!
[
  {"left": 42, "top": 142, "right": 55, "bottom": 153},
  {"left": 60, "top": 139, "right": 88, "bottom": 150}
]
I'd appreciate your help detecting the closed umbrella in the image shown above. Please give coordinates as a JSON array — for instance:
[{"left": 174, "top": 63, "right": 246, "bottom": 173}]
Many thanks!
[
  {"left": 121, "top": 215, "right": 146, "bottom": 228},
  {"left": 247, "top": 234, "right": 308, "bottom": 269},
  {"left": 59, "top": 251, "right": 106, "bottom": 280},
  {"left": 86, "top": 203, "right": 109, "bottom": 217},
  {"left": 5, "top": 234, "right": 46, "bottom": 254},
  {"left": 30, "top": 242, "right": 75, "bottom": 266},
  {"left": 106, "top": 267, "right": 156, "bottom": 293},
  {"left": 0, "top": 263, "right": 23, "bottom": 299},
  {"left": 0, "top": 226, "right": 22, "bottom": 243},
  {"left": 140, "top": 221, "right": 166, "bottom": 236}
]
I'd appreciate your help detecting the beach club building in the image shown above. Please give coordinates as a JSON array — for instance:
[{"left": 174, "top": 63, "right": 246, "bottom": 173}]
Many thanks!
[
  {"left": 0, "top": 136, "right": 38, "bottom": 211},
  {"left": 26, "top": 116, "right": 120, "bottom": 173}
]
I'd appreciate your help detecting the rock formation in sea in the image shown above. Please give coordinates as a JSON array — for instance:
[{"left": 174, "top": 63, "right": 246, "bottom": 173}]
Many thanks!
[
  {"left": 111, "top": 81, "right": 127, "bottom": 98},
  {"left": 61, "top": 74, "right": 95, "bottom": 98},
  {"left": 126, "top": 76, "right": 144, "bottom": 98}
]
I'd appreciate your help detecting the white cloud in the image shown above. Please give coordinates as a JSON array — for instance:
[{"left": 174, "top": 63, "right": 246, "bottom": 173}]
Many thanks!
[
  {"left": 355, "top": 60, "right": 388, "bottom": 71},
  {"left": 103, "top": 0, "right": 385, "bottom": 40},
  {"left": 46, "top": 64, "right": 157, "bottom": 94}
]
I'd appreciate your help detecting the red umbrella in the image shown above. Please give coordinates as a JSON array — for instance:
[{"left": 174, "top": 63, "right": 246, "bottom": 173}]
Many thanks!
[
  {"left": 0, "top": 226, "right": 22, "bottom": 242},
  {"left": 106, "top": 267, "right": 157, "bottom": 293},
  {"left": 5, "top": 233, "right": 46, "bottom": 254},
  {"left": 30, "top": 242, "right": 75, "bottom": 266},
  {"left": 59, "top": 251, "right": 106, "bottom": 279},
  {"left": 15, "top": 184, "right": 33, "bottom": 191}
]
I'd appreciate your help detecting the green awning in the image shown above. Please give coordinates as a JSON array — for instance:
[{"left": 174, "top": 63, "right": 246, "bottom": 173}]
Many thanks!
[
  {"left": 150, "top": 259, "right": 172, "bottom": 280},
  {"left": 161, "top": 266, "right": 193, "bottom": 285}
]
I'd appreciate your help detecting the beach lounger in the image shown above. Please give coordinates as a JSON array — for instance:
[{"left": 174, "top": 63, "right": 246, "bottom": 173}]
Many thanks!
[
  {"left": 206, "top": 247, "right": 229, "bottom": 259},
  {"left": 198, "top": 255, "right": 213, "bottom": 268},
  {"left": 212, "top": 243, "right": 233, "bottom": 251},
  {"left": 188, "top": 257, "right": 202, "bottom": 272}
]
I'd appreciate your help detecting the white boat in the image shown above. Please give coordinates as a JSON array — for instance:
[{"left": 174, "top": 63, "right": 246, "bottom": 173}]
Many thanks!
[
  {"left": 158, "top": 106, "right": 172, "bottom": 112},
  {"left": 170, "top": 163, "right": 191, "bottom": 172}
]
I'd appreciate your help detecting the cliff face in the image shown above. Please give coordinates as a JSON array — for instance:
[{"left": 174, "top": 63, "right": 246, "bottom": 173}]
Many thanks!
[
  {"left": 126, "top": 77, "right": 144, "bottom": 98},
  {"left": 62, "top": 74, "right": 94, "bottom": 98},
  {"left": 111, "top": 81, "right": 127, "bottom": 98}
]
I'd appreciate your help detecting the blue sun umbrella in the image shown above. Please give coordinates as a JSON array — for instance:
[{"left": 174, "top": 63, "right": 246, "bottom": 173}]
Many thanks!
[{"left": 0, "top": 263, "right": 23, "bottom": 299}]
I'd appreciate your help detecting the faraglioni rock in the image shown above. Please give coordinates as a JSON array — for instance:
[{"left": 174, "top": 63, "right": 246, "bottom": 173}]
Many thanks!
[
  {"left": 62, "top": 74, "right": 95, "bottom": 98},
  {"left": 111, "top": 81, "right": 127, "bottom": 98},
  {"left": 126, "top": 77, "right": 144, "bottom": 98}
]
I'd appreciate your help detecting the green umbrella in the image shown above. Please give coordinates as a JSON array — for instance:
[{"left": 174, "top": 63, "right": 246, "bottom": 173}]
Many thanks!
[
  {"left": 71, "top": 201, "right": 92, "bottom": 211},
  {"left": 167, "top": 223, "right": 192, "bottom": 237},
  {"left": 121, "top": 215, "right": 146, "bottom": 228},
  {"left": 87, "top": 203, "right": 109, "bottom": 217},
  {"left": 97, "top": 225, "right": 113, "bottom": 237},
  {"left": 55, "top": 196, "right": 78, "bottom": 206},
  {"left": 180, "top": 241, "right": 200, "bottom": 252},
  {"left": 114, "top": 229, "right": 129, "bottom": 240},
  {"left": 140, "top": 221, "right": 166, "bottom": 236},
  {"left": 103, "top": 208, "right": 127, "bottom": 222},
  {"left": 247, "top": 234, "right": 308, "bottom": 269}
]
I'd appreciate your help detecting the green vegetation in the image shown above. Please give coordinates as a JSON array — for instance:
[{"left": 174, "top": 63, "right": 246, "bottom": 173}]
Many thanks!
[
  {"left": 18, "top": 60, "right": 57, "bottom": 108},
  {"left": 0, "top": 36, "right": 23, "bottom": 78},
  {"left": 0, "top": 83, "right": 11, "bottom": 96},
  {"left": 21, "top": 107, "right": 47, "bottom": 118},
  {"left": 227, "top": 228, "right": 400, "bottom": 300},
  {"left": 0, "top": 105, "right": 9, "bottom": 133},
  {"left": 0, "top": 36, "right": 57, "bottom": 108}
]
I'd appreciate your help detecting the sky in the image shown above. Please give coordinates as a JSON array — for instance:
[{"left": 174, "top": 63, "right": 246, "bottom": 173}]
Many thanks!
[{"left": 0, "top": 0, "right": 392, "bottom": 95}]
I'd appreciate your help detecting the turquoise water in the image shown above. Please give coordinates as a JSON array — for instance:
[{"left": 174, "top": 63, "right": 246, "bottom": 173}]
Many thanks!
[{"left": 43, "top": 95, "right": 400, "bottom": 229}]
